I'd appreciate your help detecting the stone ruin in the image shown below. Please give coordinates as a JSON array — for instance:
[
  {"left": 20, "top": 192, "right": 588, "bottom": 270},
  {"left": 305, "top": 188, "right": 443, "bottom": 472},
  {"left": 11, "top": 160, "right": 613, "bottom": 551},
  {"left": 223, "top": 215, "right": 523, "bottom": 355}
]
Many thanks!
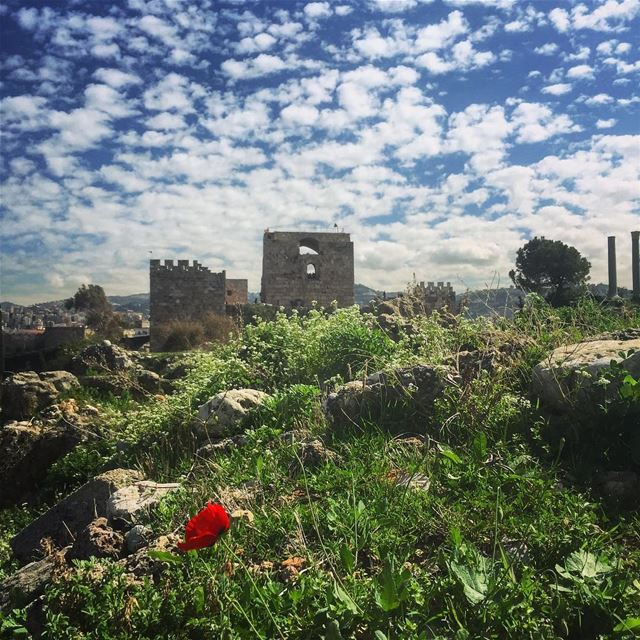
[
  {"left": 413, "top": 281, "right": 457, "bottom": 314},
  {"left": 149, "top": 260, "right": 247, "bottom": 351},
  {"left": 260, "top": 230, "right": 354, "bottom": 309},
  {"left": 149, "top": 232, "right": 460, "bottom": 350}
]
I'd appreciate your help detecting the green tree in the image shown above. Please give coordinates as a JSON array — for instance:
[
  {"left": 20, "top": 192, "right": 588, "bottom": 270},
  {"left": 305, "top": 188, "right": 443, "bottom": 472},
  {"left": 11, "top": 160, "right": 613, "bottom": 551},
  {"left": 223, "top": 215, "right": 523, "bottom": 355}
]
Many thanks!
[
  {"left": 65, "top": 284, "right": 110, "bottom": 313},
  {"left": 66, "top": 284, "right": 122, "bottom": 340},
  {"left": 509, "top": 237, "right": 591, "bottom": 306}
]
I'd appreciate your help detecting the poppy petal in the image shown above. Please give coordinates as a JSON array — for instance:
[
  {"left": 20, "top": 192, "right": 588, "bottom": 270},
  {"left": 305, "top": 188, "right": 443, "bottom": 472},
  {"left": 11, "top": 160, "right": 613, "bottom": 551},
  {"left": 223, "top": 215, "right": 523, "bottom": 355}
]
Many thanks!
[{"left": 178, "top": 502, "right": 230, "bottom": 551}]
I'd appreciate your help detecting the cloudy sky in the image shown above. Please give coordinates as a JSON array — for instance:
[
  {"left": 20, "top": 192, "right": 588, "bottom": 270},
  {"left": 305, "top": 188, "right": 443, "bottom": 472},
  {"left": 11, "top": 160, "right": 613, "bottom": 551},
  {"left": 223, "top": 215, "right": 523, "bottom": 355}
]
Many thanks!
[{"left": 1, "top": 0, "right": 639, "bottom": 304}]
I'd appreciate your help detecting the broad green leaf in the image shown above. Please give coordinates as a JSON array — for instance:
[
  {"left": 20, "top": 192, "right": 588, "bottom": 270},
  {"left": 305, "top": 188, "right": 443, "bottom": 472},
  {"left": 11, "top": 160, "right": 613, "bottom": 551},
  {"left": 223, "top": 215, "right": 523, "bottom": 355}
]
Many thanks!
[
  {"left": 147, "top": 550, "right": 184, "bottom": 564},
  {"left": 439, "top": 445, "right": 463, "bottom": 465},
  {"left": 374, "top": 631, "right": 388, "bottom": 640},
  {"left": 564, "top": 551, "right": 612, "bottom": 579},
  {"left": 449, "top": 559, "right": 489, "bottom": 605},
  {"left": 323, "top": 619, "right": 344, "bottom": 640},
  {"left": 613, "top": 617, "right": 640, "bottom": 632},
  {"left": 374, "top": 557, "right": 411, "bottom": 613},
  {"left": 340, "top": 543, "right": 355, "bottom": 574},
  {"left": 334, "top": 583, "right": 358, "bottom": 614},
  {"left": 450, "top": 526, "right": 462, "bottom": 548}
]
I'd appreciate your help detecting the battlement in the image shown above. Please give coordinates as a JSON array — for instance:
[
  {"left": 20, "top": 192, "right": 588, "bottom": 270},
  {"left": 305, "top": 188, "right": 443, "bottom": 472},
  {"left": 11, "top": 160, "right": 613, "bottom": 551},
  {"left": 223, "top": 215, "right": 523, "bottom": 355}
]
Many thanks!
[
  {"left": 149, "top": 258, "right": 227, "bottom": 350},
  {"left": 419, "top": 281, "right": 455, "bottom": 294},
  {"left": 150, "top": 259, "right": 216, "bottom": 274}
]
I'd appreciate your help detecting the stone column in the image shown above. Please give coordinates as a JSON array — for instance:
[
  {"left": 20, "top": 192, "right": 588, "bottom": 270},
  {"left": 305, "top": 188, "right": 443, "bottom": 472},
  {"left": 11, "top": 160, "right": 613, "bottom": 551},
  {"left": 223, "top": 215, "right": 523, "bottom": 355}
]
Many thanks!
[
  {"left": 632, "top": 231, "right": 640, "bottom": 298},
  {"left": 607, "top": 236, "right": 617, "bottom": 298}
]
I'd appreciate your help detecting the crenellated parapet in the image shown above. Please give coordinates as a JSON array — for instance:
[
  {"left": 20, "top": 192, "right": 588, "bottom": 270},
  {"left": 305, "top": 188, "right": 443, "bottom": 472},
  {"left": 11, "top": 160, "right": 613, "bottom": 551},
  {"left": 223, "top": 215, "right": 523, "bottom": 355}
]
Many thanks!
[
  {"left": 149, "top": 259, "right": 220, "bottom": 275},
  {"left": 149, "top": 259, "right": 227, "bottom": 350}
]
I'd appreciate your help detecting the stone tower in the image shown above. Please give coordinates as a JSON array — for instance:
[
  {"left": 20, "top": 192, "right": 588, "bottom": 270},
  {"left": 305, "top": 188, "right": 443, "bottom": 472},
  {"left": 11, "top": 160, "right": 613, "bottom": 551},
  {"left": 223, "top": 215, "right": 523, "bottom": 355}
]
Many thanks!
[
  {"left": 149, "top": 259, "right": 226, "bottom": 351},
  {"left": 261, "top": 230, "right": 354, "bottom": 309}
]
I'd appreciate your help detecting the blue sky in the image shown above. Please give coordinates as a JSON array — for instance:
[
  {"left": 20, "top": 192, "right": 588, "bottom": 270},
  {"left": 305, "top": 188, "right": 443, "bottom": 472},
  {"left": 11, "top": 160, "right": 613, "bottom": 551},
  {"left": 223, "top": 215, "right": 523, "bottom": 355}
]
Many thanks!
[{"left": 1, "top": 0, "right": 639, "bottom": 304}]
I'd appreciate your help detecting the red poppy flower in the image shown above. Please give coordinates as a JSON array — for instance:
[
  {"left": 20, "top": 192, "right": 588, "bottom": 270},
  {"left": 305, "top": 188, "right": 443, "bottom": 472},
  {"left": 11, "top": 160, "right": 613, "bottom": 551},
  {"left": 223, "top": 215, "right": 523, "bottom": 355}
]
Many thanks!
[{"left": 177, "top": 502, "right": 230, "bottom": 551}]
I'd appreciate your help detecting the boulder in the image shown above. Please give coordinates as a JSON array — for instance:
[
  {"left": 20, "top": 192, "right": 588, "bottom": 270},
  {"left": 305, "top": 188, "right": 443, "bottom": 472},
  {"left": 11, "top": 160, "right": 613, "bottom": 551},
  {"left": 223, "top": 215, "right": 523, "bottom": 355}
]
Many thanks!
[
  {"left": 1, "top": 372, "right": 58, "bottom": 421},
  {"left": 194, "top": 389, "right": 269, "bottom": 439},
  {"left": 80, "top": 375, "right": 122, "bottom": 396},
  {"left": 71, "top": 340, "right": 133, "bottom": 374},
  {"left": 0, "top": 555, "right": 58, "bottom": 611},
  {"left": 125, "top": 525, "right": 152, "bottom": 554},
  {"left": 595, "top": 471, "right": 639, "bottom": 511},
  {"left": 532, "top": 339, "right": 640, "bottom": 411},
  {"left": 137, "top": 369, "right": 162, "bottom": 393},
  {"left": 67, "top": 518, "right": 124, "bottom": 561},
  {"left": 292, "top": 439, "right": 340, "bottom": 473},
  {"left": 323, "top": 364, "right": 444, "bottom": 431},
  {"left": 118, "top": 534, "right": 181, "bottom": 579},
  {"left": 0, "top": 421, "right": 83, "bottom": 507},
  {"left": 11, "top": 468, "right": 143, "bottom": 564},
  {"left": 39, "top": 371, "right": 80, "bottom": 394},
  {"left": 106, "top": 480, "right": 181, "bottom": 527}
]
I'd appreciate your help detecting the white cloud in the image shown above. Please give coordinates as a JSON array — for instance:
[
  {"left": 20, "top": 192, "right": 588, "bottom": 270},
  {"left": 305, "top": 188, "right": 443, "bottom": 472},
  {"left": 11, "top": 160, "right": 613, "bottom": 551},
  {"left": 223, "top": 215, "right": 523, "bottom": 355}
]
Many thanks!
[
  {"left": 91, "top": 43, "right": 120, "bottom": 59},
  {"left": 222, "top": 54, "right": 287, "bottom": 79},
  {"left": 596, "top": 118, "right": 617, "bottom": 128},
  {"left": 304, "top": 2, "right": 332, "bottom": 19},
  {"left": 146, "top": 112, "right": 187, "bottom": 130},
  {"left": 584, "top": 93, "right": 614, "bottom": 104},
  {"left": 369, "top": 0, "right": 418, "bottom": 12},
  {"left": 48, "top": 108, "right": 112, "bottom": 150},
  {"left": 143, "top": 73, "right": 194, "bottom": 111},
  {"left": 93, "top": 68, "right": 141, "bottom": 88},
  {"left": 280, "top": 103, "right": 319, "bottom": 126},
  {"left": 84, "top": 84, "right": 136, "bottom": 118},
  {"left": 511, "top": 102, "right": 581, "bottom": 143},
  {"left": 335, "top": 6, "right": 353, "bottom": 16},
  {"left": 415, "top": 10, "right": 467, "bottom": 52},
  {"left": 139, "top": 15, "right": 178, "bottom": 44},
  {"left": 534, "top": 43, "right": 559, "bottom": 55},
  {"left": 567, "top": 64, "right": 595, "bottom": 79},
  {"left": 549, "top": 8, "right": 570, "bottom": 32},
  {"left": 237, "top": 32, "right": 278, "bottom": 54},
  {"left": 572, "top": 0, "right": 640, "bottom": 31},
  {"left": 551, "top": 1, "right": 640, "bottom": 33},
  {"left": 338, "top": 81, "right": 378, "bottom": 119},
  {"left": 542, "top": 83, "right": 573, "bottom": 95}
]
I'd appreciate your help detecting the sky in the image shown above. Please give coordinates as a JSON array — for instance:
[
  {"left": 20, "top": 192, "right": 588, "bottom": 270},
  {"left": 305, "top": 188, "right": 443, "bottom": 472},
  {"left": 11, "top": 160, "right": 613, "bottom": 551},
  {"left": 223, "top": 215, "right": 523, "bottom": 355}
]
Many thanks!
[{"left": 1, "top": 0, "right": 639, "bottom": 305}]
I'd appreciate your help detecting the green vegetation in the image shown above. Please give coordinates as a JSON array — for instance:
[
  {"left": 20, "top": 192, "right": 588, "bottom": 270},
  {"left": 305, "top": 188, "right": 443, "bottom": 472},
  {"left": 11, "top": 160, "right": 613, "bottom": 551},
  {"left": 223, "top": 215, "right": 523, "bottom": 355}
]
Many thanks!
[
  {"left": 65, "top": 283, "right": 122, "bottom": 340},
  {"left": 2, "top": 297, "right": 639, "bottom": 639},
  {"left": 509, "top": 237, "right": 592, "bottom": 307}
]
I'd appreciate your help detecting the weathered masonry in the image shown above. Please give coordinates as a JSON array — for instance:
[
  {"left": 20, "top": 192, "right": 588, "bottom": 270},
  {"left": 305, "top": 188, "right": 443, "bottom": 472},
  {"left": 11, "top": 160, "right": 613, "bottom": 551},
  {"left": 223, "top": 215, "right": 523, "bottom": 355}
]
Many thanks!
[
  {"left": 261, "top": 230, "right": 355, "bottom": 309},
  {"left": 149, "top": 260, "right": 227, "bottom": 351},
  {"left": 225, "top": 279, "right": 249, "bottom": 306},
  {"left": 415, "top": 281, "right": 456, "bottom": 313}
]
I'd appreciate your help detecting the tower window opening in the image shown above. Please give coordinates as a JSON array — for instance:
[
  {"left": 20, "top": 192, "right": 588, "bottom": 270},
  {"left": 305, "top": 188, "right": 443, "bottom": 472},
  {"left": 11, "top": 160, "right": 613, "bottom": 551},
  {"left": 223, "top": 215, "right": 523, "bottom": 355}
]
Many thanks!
[
  {"left": 299, "top": 238, "right": 319, "bottom": 255},
  {"left": 307, "top": 263, "right": 317, "bottom": 279}
]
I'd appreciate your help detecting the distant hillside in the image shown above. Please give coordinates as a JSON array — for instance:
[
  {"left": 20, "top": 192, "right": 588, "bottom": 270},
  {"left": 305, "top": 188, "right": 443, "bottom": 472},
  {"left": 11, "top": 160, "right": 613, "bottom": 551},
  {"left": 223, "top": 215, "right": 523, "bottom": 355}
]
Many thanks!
[
  {"left": 107, "top": 293, "right": 150, "bottom": 313},
  {"left": 458, "top": 287, "right": 526, "bottom": 318},
  {"left": 9, "top": 282, "right": 629, "bottom": 319}
]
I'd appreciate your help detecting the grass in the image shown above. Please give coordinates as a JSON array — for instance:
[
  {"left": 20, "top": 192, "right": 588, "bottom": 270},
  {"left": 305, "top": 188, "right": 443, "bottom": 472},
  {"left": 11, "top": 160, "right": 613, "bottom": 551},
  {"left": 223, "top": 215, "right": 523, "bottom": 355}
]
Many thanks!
[{"left": 1, "top": 296, "right": 639, "bottom": 639}]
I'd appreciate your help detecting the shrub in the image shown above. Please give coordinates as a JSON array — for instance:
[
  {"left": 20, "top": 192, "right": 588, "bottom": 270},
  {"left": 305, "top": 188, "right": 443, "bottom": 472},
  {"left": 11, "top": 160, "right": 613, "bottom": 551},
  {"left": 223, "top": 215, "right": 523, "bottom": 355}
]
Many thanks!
[{"left": 154, "top": 319, "right": 205, "bottom": 352}]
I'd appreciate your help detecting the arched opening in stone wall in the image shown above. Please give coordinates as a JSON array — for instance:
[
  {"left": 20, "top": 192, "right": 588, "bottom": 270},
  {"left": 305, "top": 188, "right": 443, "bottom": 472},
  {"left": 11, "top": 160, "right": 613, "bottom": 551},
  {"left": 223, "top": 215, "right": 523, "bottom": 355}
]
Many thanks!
[
  {"left": 299, "top": 238, "right": 319, "bottom": 255},
  {"left": 306, "top": 263, "right": 317, "bottom": 279}
]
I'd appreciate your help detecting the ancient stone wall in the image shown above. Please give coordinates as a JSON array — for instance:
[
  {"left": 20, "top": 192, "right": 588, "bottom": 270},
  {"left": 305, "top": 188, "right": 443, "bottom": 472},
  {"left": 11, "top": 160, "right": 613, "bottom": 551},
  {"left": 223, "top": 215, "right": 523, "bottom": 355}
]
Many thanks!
[
  {"left": 415, "top": 281, "right": 457, "bottom": 314},
  {"left": 261, "top": 231, "right": 354, "bottom": 309},
  {"left": 225, "top": 279, "right": 248, "bottom": 305},
  {"left": 149, "top": 260, "right": 225, "bottom": 351}
]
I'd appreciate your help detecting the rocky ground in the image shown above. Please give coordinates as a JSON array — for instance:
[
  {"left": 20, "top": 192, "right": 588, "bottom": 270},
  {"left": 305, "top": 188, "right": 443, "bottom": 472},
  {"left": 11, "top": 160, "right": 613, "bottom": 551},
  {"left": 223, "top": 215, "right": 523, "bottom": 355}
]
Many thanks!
[{"left": 1, "top": 300, "right": 639, "bottom": 638}]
